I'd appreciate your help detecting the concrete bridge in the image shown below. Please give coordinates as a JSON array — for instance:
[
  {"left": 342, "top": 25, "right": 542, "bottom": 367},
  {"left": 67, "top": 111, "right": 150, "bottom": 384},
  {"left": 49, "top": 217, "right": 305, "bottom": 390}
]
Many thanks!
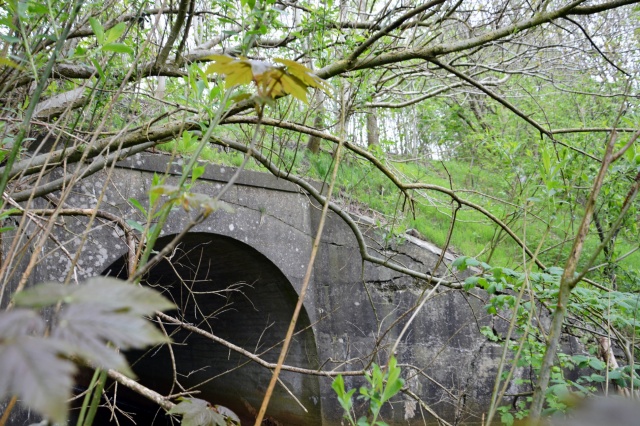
[{"left": 13, "top": 153, "right": 505, "bottom": 425}]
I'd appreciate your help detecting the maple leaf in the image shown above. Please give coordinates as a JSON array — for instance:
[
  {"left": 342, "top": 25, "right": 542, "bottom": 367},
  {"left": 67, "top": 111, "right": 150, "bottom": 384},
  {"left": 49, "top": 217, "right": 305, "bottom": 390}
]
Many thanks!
[
  {"left": 14, "top": 276, "right": 176, "bottom": 315},
  {"left": 203, "top": 55, "right": 330, "bottom": 104},
  {"left": 0, "top": 310, "right": 76, "bottom": 425},
  {"left": 168, "top": 398, "right": 240, "bottom": 425},
  {"left": 273, "top": 58, "right": 327, "bottom": 90},
  {"left": 204, "top": 55, "right": 253, "bottom": 88},
  {"left": 4, "top": 278, "right": 176, "bottom": 423},
  {"left": 53, "top": 303, "right": 170, "bottom": 375}
]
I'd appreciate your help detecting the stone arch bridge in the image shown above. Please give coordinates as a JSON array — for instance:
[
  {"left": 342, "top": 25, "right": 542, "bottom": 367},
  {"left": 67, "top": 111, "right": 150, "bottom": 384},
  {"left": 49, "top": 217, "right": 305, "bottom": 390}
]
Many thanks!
[{"left": 13, "top": 153, "right": 505, "bottom": 425}]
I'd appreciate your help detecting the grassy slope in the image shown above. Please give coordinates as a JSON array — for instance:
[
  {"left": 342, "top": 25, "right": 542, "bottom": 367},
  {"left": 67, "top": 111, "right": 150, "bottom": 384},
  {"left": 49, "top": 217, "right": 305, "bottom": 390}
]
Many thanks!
[{"left": 155, "top": 139, "right": 639, "bottom": 283}]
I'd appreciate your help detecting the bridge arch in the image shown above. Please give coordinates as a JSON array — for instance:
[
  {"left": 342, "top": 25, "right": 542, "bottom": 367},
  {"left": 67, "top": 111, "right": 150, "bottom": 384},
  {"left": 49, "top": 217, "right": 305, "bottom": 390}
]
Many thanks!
[{"left": 101, "top": 232, "right": 321, "bottom": 425}]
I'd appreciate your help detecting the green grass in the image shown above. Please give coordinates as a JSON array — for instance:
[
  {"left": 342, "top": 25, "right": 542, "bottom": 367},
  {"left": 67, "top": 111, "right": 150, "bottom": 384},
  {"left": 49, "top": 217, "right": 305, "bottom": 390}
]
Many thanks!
[{"left": 155, "top": 138, "right": 639, "bottom": 289}]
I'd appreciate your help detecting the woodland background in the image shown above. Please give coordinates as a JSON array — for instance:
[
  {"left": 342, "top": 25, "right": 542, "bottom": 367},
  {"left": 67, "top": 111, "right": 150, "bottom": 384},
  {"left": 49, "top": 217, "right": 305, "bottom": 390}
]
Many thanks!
[{"left": 0, "top": 0, "right": 639, "bottom": 425}]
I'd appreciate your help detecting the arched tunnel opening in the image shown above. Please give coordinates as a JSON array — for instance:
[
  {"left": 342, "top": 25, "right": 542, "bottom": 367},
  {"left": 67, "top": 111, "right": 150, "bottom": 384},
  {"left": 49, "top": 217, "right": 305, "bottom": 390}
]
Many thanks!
[{"left": 83, "top": 232, "right": 322, "bottom": 425}]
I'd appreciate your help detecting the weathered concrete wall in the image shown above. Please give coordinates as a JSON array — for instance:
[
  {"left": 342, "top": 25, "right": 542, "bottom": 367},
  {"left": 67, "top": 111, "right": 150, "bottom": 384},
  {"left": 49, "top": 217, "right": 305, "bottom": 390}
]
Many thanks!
[
  {"left": 309, "top": 198, "right": 505, "bottom": 425},
  {"left": 4, "top": 153, "right": 508, "bottom": 425}
]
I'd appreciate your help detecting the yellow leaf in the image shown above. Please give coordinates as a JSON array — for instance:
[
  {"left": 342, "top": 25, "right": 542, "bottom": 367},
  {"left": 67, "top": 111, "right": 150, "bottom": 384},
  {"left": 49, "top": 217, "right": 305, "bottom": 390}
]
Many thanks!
[
  {"left": 204, "top": 55, "right": 236, "bottom": 75},
  {"left": 280, "top": 74, "right": 309, "bottom": 104},
  {"left": 274, "top": 58, "right": 322, "bottom": 88},
  {"left": 202, "top": 54, "right": 235, "bottom": 64},
  {"left": 231, "top": 93, "right": 252, "bottom": 103},
  {"left": 0, "top": 57, "right": 25, "bottom": 71},
  {"left": 267, "top": 80, "right": 286, "bottom": 98},
  {"left": 224, "top": 62, "right": 253, "bottom": 88},
  {"left": 205, "top": 61, "right": 234, "bottom": 76},
  {"left": 150, "top": 184, "right": 179, "bottom": 197},
  {"left": 204, "top": 56, "right": 259, "bottom": 89},
  {"left": 254, "top": 68, "right": 283, "bottom": 97},
  {"left": 205, "top": 56, "right": 329, "bottom": 102},
  {"left": 204, "top": 63, "right": 220, "bottom": 75}
]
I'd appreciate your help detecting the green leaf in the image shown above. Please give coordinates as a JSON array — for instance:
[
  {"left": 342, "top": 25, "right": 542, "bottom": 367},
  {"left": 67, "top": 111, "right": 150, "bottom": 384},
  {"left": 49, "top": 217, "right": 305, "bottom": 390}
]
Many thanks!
[
  {"left": 372, "top": 363, "right": 383, "bottom": 390},
  {"left": 52, "top": 304, "right": 139, "bottom": 375},
  {"left": 501, "top": 411, "right": 514, "bottom": 426},
  {"left": 332, "top": 374, "right": 346, "bottom": 398},
  {"left": 0, "top": 15, "right": 18, "bottom": 32},
  {"left": 491, "top": 267, "right": 503, "bottom": 280},
  {"left": 542, "top": 148, "right": 551, "bottom": 175},
  {"left": 89, "top": 17, "right": 105, "bottom": 45},
  {"left": 463, "top": 276, "right": 478, "bottom": 291},
  {"left": 129, "top": 197, "right": 148, "bottom": 216},
  {"left": 466, "top": 258, "right": 480, "bottom": 267},
  {"left": 478, "top": 277, "right": 488, "bottom": 289},
  {"left": 28, "top": 1, "right": 48, "bottom": 15},
  {"left": 0, "top": 208, "right": 20, "bottom": 220},
  {"left": 588, "top": 358, "right": 606, "bottom": 371},
  {"left": 214, "top": 405, "right": 240, "bottom": 425},
  {"left": 12, "top": 279, "right": 174, "bottom": 376},
  {"left": 608, "top": 370, "right": 622, "bottom": 380},
  {"left": 0, "top": 56, "right": 25, "bottom": 71},
  {"left": 549, "top": 383, "right": 568, "bottom": 396},
  {"left": 356, "top": 417, "right": 369, "bottom": 426},
  {"left": 90, "top": 57, "right": 105, "bottom": 80},
  {"left": 381, "top": 373, "right": 404, "bottom": 403},
  {"left": 105, "top": 22, "right": 126, "bottom": 44},
  {"left": 571, "top": 354, "right": 589, "bottom": 367},
  {"left": 546, "top": 267, "right": 564, "bottom": 276},
  {"left": 332, "top": 374, "right": 356, "bottom": 414},
  {"left": 102, "top": 43, "right": 134, "bottom": 55},
  {"left": 452, "top": 256, "right": 468, "bottom": 270},
  {"left": 191, "top": 164, "right": 206, "bottom": 182},
  {"left": 0, "top": 34, "right": 20, "bottom": 43},
  {"left": 17, "top": 1, "right": 28, "bottom": 19},
  {"left": 230, "top": 92, "right": 251, "bottom": 103},
  {"left": 480, "top": 325, "right": 499, "bottom": 342},
  {"left": 380, "top": 356, "right": 404, "bottom": 403},
  {"left": 359, "top": 385, "right": 372, "bottom": 398},
  {"left": 126, "top": 219, "right": 146, "bottom": 233}
]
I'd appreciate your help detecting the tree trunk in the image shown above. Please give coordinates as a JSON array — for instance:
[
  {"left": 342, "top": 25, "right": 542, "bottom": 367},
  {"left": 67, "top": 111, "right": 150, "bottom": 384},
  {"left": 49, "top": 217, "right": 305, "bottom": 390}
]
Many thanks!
[
  {"left": 367, "top": 110, "right": 380, "bottom": 148},
  {"left": 306, "top": 92, "right": 324, "bottom": 153}
]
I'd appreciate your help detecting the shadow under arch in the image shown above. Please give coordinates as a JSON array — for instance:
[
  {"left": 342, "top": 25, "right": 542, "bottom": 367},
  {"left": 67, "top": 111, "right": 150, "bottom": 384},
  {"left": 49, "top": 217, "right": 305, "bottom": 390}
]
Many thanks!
[{"left": 100, "top": 232, "right": 322, "bottom": 425}]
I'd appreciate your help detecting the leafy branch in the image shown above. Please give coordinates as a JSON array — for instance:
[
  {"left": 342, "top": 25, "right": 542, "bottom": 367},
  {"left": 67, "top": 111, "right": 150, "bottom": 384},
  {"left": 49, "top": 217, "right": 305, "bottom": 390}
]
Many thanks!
[{"left": 332, "top": 356, "right": 405, "bottom": 426}]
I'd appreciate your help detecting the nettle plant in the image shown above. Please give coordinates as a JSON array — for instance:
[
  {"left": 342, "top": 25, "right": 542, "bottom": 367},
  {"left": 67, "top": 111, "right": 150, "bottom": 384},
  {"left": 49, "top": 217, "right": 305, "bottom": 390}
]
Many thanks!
[
  {"left": 332, "top": 356, "right": 404, "bottom": 426},
  {"left": 453, "top": 256, "right": 640, "bottom": 425}
]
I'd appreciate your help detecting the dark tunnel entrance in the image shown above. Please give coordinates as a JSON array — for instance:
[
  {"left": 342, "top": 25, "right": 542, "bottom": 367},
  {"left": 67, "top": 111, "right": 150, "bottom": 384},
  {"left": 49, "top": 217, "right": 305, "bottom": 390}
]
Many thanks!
[{"left": 89, "top": 233, "right": 322, "bottom": 425}]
